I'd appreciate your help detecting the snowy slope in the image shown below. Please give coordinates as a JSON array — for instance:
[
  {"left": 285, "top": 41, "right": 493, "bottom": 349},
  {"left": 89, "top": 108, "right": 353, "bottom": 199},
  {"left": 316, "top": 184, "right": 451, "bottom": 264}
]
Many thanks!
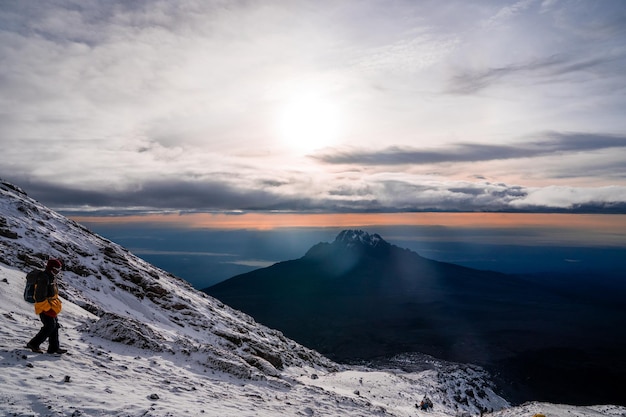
[{"left": 1, "top": 179, "right": 624, "bottom": 417}]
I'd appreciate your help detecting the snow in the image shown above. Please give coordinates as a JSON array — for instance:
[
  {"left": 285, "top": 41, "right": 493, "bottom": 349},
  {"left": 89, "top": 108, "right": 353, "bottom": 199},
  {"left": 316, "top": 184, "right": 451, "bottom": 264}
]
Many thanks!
[
  {"left": 335, "top": 229, "right": 385, "bottom": 248},
  {"left": 1, "top": 179, "right": 625, "bottom": 417}
]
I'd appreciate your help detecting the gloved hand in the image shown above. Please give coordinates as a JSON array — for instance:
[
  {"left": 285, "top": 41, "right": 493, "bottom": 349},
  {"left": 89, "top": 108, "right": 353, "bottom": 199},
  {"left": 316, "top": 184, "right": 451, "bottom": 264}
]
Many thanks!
[{"left": 43, "top": 309, "right": 57, "bottom": 318}]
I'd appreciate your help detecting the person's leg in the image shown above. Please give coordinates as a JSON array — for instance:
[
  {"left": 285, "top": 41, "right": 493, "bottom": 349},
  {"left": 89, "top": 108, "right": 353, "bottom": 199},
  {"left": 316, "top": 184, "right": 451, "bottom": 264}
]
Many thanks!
[
  {"left": 46, "top": 317, "right": 60, "bottom": 353},
  {"left": 28, "top": 314, "right": 56, "bottom": 351}
]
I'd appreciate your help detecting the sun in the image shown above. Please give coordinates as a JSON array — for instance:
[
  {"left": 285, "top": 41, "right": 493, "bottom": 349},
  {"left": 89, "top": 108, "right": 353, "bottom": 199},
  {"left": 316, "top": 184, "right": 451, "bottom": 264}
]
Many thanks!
[{"left": 275, "top": 92, "right": 342, "bottom": 154}]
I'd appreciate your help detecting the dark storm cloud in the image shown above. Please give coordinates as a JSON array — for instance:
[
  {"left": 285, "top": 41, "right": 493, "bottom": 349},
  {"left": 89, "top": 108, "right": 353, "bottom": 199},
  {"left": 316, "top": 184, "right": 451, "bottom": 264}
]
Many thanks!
[
  {"left": 15, "top": 177, "right": 375, "bottom": 214},
  {"left": 314, "top": 132, "right": 626, "bottom": 166},
  {"left": 6, "top": 172, "right": 625, "bottom": 215},
  {"left": 15, "top": 176, "right": 383, "bottom": 214},
  {"left": 17, "top": 178, "right": 301, "bottom": 212}
]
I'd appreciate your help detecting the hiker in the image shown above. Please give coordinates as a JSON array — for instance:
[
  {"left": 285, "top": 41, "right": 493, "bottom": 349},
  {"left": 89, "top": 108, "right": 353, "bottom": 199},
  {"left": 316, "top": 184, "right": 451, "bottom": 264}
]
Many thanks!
[
  {"left": 26, "top": 259, "right": 67, "bottom": 354},
  {"left": 419, "top": 396, "right": 433, "bottom": 411}
]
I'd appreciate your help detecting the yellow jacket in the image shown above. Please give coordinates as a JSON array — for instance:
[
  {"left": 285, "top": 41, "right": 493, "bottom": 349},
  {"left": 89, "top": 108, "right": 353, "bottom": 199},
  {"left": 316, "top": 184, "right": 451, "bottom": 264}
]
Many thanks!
[{"left": 34, "top": 296, "right": 62, "bottom": 315}]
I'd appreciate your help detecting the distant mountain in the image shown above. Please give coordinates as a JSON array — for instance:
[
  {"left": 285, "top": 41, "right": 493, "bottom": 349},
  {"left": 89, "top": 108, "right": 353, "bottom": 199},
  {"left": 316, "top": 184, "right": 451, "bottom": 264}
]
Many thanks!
[
  {"left": 206, "top": 230, "right": 626, "bottom": 406},
  {"left": 207, "top": 230, "right": 527, "bottom": 361}
]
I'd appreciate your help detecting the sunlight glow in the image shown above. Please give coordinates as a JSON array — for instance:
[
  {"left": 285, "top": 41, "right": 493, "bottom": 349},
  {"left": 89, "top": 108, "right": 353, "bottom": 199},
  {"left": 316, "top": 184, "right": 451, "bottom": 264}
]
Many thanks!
[{"left": 275, "top": 91, "right": 342, "bottom": 154}]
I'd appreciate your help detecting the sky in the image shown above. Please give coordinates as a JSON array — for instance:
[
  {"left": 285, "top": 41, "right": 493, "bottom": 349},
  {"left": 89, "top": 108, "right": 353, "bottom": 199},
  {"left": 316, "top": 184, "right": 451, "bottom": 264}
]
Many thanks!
[{"left": 1, "top": 0, "right": 626, "bottom": 214}]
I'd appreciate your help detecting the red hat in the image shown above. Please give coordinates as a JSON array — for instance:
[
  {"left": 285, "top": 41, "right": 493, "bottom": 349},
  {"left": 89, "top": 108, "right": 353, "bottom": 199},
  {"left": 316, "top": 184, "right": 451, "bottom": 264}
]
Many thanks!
[{"left": 45, "top": 259, "right": 62, "bottom": 274}]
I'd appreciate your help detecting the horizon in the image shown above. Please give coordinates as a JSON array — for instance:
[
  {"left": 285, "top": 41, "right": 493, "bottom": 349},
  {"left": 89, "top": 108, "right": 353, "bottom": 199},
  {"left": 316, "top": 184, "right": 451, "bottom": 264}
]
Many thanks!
[{"left": 72, "top": 212, "right": 626, "bottom": 289}]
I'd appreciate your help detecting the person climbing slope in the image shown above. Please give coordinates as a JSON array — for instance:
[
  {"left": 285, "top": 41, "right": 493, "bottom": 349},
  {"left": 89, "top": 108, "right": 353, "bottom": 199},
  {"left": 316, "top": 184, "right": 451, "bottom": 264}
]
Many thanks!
[{"left": 26, "top": 259, "right": 67, "bottom": 354}]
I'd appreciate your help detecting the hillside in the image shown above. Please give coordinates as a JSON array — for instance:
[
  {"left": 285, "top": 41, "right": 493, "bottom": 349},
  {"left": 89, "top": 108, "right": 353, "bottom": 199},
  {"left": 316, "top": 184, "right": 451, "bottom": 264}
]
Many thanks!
[{"left": 1, "top": 178, "right": 624, "bottom": 416}]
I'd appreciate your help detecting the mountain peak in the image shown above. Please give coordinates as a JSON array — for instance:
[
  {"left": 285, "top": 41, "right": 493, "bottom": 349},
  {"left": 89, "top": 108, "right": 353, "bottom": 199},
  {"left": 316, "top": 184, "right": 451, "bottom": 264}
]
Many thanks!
[
  {"left": 334, "top": 229, "right": 386, "bottom": 248},
  {"left": 303, "top": 230, "right": 391, "bottom": 260}
]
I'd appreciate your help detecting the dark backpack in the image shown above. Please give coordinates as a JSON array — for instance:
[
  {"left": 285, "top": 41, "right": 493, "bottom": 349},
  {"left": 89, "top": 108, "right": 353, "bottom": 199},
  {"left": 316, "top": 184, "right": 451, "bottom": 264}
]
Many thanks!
[{"left": 24, "top": 270, "right": 42, "bottom": 303}]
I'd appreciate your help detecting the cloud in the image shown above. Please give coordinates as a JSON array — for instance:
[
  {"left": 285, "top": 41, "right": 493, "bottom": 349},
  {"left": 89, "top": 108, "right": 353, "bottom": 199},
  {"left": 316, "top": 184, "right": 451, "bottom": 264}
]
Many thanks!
[
  {"left": 354, "top": 32, "right": 460, "bottom": 76},
  {"left": 449, "top": 0, "right": 626, "bottom": 96},
  {"left": 8, "top": 171, "right": 625, "bottom": 215},
  {"left": 17, "top": 178, "right": 297, "bottom": 212},
  {"left": 0, "top": 1, "right": 342, "bottom": 150},
  {"left": 446, "top": 53, "right": 626, "bottom": 95},
  {"left": 510, "top": 185, "right": 626, "bottom": 212},
  {"left": 313, "top": 131, "right": 626, "bottom": 165},
  {"left": 483, "top": 0, "right": 535, "bottom": 28}
]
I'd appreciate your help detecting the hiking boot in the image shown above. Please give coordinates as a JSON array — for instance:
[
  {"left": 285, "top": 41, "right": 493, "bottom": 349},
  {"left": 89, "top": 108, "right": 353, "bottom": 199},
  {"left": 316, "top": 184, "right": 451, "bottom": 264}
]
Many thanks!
[
  {"left": 26, "top": 343, "right": 44, "bottom": 353},
  {"left": 47, "top": 348, "right": 68, "bottom": 355}
]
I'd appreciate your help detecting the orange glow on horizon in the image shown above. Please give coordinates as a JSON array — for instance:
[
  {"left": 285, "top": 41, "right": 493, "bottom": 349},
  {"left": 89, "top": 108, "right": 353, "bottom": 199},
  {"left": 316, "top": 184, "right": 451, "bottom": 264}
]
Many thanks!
[{"left": 69, "top": 212, "right": 626, "bottom": 233}]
